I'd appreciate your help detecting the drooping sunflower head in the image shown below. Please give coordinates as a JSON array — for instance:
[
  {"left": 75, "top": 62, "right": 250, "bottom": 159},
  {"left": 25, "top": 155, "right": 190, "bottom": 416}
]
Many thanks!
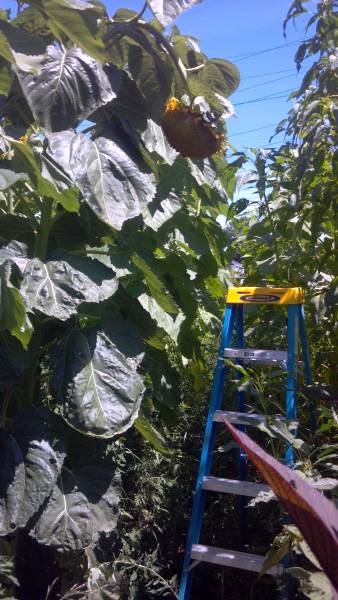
[{"left": 162, "top": 97, "right": 225, "bottom": 160}]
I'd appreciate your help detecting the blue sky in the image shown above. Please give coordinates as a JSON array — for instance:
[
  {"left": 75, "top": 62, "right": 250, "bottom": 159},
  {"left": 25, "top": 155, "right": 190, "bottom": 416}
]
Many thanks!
[{"left": 2, "top": 0, "right": 313, "bottom": 151}]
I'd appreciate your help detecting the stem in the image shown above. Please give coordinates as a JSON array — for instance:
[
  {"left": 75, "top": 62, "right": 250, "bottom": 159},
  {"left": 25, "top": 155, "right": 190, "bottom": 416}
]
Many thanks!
[
  {"left": 114, "top": 560, "right": 178, "bottom": 599},
  {"left": 7, "top": 190, "right": 14, "bottom": 214},
  {"left": 127, "top": 0, "right": 148, "bottom": 23},
  {"left": 105, "top": 17, "right": 190, "bottom": 97},
  {"left": 140, "top": 21, "right": 189, "bottom": 95},
  {"left": 0, "top": 388, "right": 12, "bottom": 428},
  {"left": 262, "top": 192, "right": 282, "bottom": 267},
  {"left": 35, "top": 197, "right": 54, "bottom": 260}
]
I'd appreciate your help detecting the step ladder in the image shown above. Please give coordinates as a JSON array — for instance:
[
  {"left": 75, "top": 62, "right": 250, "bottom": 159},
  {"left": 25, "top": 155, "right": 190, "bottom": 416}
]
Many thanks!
[{"left": 178, "top": 287, "right": 312, "bottom": 600}]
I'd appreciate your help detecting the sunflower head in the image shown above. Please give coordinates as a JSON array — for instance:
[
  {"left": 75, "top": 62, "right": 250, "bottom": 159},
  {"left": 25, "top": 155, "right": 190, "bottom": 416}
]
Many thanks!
[{"left": 162, "top": 97, "right": 225, "bottom": 160}]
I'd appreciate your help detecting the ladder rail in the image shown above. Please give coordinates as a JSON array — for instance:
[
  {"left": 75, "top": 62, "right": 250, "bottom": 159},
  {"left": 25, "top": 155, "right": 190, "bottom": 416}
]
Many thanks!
[
  {"left": 178, "top": 304, "right": 236, "bottom": 600},
  {"left": 178, "top": 288, "right": 312, "bottom": 600},
  {"left": 235, "top": 304, "right": 247, "bottom": 547},
  {"left": 285, "top": 305, "right": 298, "bottom": 467}
]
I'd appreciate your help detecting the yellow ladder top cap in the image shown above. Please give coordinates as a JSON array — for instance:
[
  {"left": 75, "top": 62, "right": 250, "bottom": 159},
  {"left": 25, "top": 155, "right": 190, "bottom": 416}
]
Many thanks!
[{"left": 226, "top": 287, "right": 304, "bottom": 305}]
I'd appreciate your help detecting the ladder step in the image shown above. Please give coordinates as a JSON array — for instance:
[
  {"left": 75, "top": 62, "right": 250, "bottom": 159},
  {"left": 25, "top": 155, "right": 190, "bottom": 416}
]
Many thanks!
[
  {"left": 202, "top": 476, "right": 272, "bottom": 497},
  {"left": 213, "top": 410, "right": 286, "bottom": 427},
  {"left": 191, "top": 544, "right": 282, "bottom": 576},
  {"left": 223, "top": 348, "right": 287, "bottom": 364}
]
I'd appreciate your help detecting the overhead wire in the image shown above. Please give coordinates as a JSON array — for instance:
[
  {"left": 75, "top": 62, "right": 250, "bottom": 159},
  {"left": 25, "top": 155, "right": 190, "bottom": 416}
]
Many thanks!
[
  {"left": 229, "top": 123, "right": 278, "bottom": 137},
  {"left": 235, "top": 88, "right": 295, "bottom": 106},
  {"left": 228, "top": 39, "right": 305, "bottom": 62},
  {"left": 235, "top": 73, "right": 297, "bottom": 93},
  {"left": 241, "top": 68, "right": 296, "bottom": 80}
]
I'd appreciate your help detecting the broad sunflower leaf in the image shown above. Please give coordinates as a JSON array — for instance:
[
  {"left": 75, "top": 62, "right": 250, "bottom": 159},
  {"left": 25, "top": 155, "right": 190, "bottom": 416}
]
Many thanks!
[
  {"left": 39, "top": 0, "right": 106, "bottom": 62},
  {"left": 0, "top": 169, "right": 27, "bottom": 191},
  {"left": 0, "top": 262, "right": 32, "bottom": 348},
  {"left": 128, "top": 42, "right": 173, "bottom": 123},
  {"left": 142, "top": 119, "right": 178, "bottom": 165},
  {"left": 198, "top": 58, "right": 240, "bottom": 100},
  {"left": 17, "top": 46, "right": 115, "bottom": 132},
  {"left": 31, "top": 464, "right": 120, "bottom": 552},
  {"left": 21, "top": 254, "right": 118, "bottom": 321},
  {"left": 0, "top": 430, "right": 24, "bottom": 536},
  {"left": 131, "top": 253, "right": 178, "bottom": 315},
  {"left": 0, "top": 241, "right": 29, "bottom": 274},
  {"left": 12, "top": 407, "right": 67, "bottom": 527},
  {"left": 52, "top": 322, "right": 144, "bottom": 437},
  {"left": 47, "top": 131, "right": 156, "bottom": 230}
]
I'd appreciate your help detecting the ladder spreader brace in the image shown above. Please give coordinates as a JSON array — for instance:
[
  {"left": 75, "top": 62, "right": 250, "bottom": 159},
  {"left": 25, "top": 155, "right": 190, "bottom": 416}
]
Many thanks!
[{"left": 178, "top": 287, "right": 312, "bottom": 600}]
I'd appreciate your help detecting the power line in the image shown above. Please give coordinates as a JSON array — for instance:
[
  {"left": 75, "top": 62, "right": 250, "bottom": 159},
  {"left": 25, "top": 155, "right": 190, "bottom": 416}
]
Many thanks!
[
  {"left": 235, "top": 88, "right": 295, "bottom": 106},
  {"left": 236, "top": 94, "right": 291, "bottom": 105},
  {"left": 242, "top": 68, "right": 296, "bottom": 80},
  {"left": 236, "top": 73, "right": 296, "bottom": 93},
  {"left": 230, "top": 123, "right": 278, "bottom": 137},
  {"left": 228, "top": 39, "right": 305, "bottom": 62}
]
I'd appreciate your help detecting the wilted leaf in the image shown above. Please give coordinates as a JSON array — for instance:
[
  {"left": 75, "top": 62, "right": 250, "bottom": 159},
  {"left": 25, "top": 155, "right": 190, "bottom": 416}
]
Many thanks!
[
  {"left": 222, "top": 418, "right": 338, "bottom": 593},
  {"left": 17, "top": 46, "right": 115, "bottom": 132},
  {"left": 21, "top": 254, "right": 118, "bottom": 321},
  {"left": 0, "top": 430, "right": 24, "bottom": 536},
  {"left": 47, "top": 131, "right": 157, "bottom": 230},
  {"left": 287, "top": 568, "right": 335, "bottom": 600},
  {"left": 147, "top": 0, "right": 202, "bottom": 26},
  {"left": 31, "top": 464, "right": 120, "bottom": 552},
  {"left": 53, "top": 323, "right": 145, "bottom": 437}
]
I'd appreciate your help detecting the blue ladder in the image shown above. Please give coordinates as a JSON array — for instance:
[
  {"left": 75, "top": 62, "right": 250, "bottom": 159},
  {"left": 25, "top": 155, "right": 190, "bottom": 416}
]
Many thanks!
[{"left": 178, "top": 287, "right": 312, "bottom": 600}]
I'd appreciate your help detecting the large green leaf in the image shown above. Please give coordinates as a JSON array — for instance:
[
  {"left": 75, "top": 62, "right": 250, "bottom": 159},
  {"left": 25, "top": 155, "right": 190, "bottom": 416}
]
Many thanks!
[
  {"left": 17, "top": 45, "right": 115, "bottom": 132},
  {"left": 134, "top": 414, "right": 170, "bottom": 455},
  {"left": 0, "top": 241, "right": 29, "bottom": 274},
  {"left": 147, "top": 0, "right": 202, "bottom": 26},
  {"left": 31, "top": 464, "right": 120, "bottom": 552},
  {"left": 137, "top": 291, "right": 184, "bottom": 342},
  {"left": 12, "top": 407, "right": 67, "bottom": 527},
  {"left": 47, "top": 131, "right": 156, "bottom": 230},
  {"left": 0, "top": 332, "right": 33, "bottom": 390},
  {"left": 52, "top": 323, "right": 145, "bottom": 437},
  {"left": 10, "top": 138, "right": 75, "bottom": 202},
  {"left": 0, "top": 262, "right": 32, "bottom": 348},
  {"left": 131, "top": 254, "right": 178, "bottom": 315},
  {"left": 0, "top": 169, "right": 27, "bottom": 191},
  {"left": 198, "top": 58, "right": 240, "bottom": 100},
  {"left": 0, "top": 18, "right": 47, "bottom": 66},
  {"left": 0, "top": 430, "right": 24, "bottom": 536},
  {"left": 0, "top": 58, "right": 10, "bottom": 96},
  {"left": 128, "top": 42, "right": 173, "bottom": 124},
  {"left": 142, "top": 119, "right": 178, "bottom": 165},
  {"left": 40, "top": 152, "right": 79, "bottom": 212},
  {"left": 98, "top": 67, "right": 148, "bottom": 132},
  {"left": 21, "top": 254, "right": 118, "bottom": 321},
  {"left": 38, "top": 0, "right": 106, "bottom": 62}
]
